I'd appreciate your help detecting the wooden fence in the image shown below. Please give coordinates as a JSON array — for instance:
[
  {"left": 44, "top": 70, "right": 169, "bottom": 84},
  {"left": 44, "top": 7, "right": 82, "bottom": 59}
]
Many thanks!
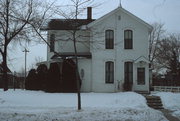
[{"left": 153, "top": 86, "right": 180, "bottom": 92}]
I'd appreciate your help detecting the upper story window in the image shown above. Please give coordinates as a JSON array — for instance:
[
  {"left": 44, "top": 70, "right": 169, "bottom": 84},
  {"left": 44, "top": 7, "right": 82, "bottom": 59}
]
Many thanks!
[
  {"left": 124, "top": 30, "right": 133, "bottom": 49},
  {"left": 105, "top": 61, "right": 114, "bottom": 83},
  {"left": 105, "top": 30, "right": 114, "bottom": 49},
  {"left": 50, "top": 34, "right": 55, "bottom": 52}
]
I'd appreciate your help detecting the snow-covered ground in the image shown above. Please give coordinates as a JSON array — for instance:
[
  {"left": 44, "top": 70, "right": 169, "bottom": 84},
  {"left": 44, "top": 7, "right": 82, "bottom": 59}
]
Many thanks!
[
  {"left": 0, "top": 90, "right": 168, "bottom": 121},
  {"left": 153, "top": 92, "right": 180, "bottom": 120}
]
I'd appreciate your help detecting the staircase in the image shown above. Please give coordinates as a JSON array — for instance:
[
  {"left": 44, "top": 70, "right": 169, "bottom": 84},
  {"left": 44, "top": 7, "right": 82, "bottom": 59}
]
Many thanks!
[{"left": 145, "top": 96, "right": 164, "bottom": 109}]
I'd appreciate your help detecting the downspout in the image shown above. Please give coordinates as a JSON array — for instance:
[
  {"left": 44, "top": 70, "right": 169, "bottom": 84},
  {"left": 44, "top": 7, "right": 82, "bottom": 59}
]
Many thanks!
[
  {"left": 115, "top": 13, "right": 118, "bottom": 92},
  {"left": 90, "top": 30, "right": 93, "bottom": 92}
]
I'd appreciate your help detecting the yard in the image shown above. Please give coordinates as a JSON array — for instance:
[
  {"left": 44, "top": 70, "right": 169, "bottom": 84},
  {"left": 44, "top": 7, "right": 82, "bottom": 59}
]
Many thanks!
[
  {"left": 0, "top": 90, "right": 179, "bottom": 121},
  {"left": 153, "top": 92, "right": 180, "bottom": 120}
]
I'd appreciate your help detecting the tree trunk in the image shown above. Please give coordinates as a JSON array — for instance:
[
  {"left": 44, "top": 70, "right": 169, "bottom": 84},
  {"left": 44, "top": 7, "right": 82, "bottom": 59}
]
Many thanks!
[
  {"left": 73, "top": 33, "right": 81, "bottom": 110},
  {"left": 2, "top": 45, "right": 8, "bottom": 91}
]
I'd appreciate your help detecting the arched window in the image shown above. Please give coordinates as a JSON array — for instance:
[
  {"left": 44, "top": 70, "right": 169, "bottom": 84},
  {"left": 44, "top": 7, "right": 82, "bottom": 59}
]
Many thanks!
[
  {"left": 124, "top": 62, "right": 133, "bottom": 83},
  {"left": 105, "top": 30, "right": 114, "bottom": 49},
  {"left": 50, "top": 34, "right": 55, "bottom": 52},
  {"left": 105, "top": 61, "right": 114, "bottom": 83},
  {"left": 124, "top": 30, "right": 133, "bottom": 49}
]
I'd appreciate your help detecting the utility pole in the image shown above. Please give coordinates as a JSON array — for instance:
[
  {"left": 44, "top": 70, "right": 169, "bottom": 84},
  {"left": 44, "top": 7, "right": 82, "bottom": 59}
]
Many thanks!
[{"left": 22, "top": 48, "right": 29, "bottom": 89}]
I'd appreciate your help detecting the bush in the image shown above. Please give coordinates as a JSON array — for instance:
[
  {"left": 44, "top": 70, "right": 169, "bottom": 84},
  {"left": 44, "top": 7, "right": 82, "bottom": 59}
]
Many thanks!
[
  {"left": 25, "top": 69, "right": 37, "bottom": 90},
  {"left": 62, "top": 59, "right": 77, "bottom": 92},
  {"left": 46, "top": 63, "right": 61, "bottom": 92},
  {"left": 36, "top": 64, "right": 48, "bottom": 91}
]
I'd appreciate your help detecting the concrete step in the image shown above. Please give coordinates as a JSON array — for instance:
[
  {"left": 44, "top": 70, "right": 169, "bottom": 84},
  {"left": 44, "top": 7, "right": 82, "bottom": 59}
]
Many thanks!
[
  {"left": 147, "top": 103, "right": 163, "bottom": 107},
  {"left": 150, "top": 106, "right": 164, "bottom": 109},
  {"left": 147, "top": 100, "right": 162, "bottom": 103},
  {"left": 145, "top": 96, "right": 161, "bottom": 99},
  {"left": 145, "top": 96, "right": 164, "bottom": 109}
]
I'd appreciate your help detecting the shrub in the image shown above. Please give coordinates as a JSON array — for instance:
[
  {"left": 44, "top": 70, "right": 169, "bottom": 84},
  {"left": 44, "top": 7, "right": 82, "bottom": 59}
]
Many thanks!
[
  {"left": 62, "top": 59, "right": 77, "bottom": 92},
  {"left": 25, "top": 69, "right": 37, "bottom": 90},
  {"left": 46, "top": 63, "right": 61, "bottom": 92},
  {"left": 36, "top": 64, "right": 48, "bottom": 90}
]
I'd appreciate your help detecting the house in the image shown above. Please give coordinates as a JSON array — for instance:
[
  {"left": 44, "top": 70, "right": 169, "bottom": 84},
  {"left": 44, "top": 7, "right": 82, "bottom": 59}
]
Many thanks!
[{"left": 42, "top": 6, "right": 152, "bottom": 93}]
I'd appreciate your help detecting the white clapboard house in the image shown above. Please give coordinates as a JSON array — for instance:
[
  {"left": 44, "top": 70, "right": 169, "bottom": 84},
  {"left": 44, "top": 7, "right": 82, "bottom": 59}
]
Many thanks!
[{"left": 42, "top": 6, "right": 152, "bottom": 93}]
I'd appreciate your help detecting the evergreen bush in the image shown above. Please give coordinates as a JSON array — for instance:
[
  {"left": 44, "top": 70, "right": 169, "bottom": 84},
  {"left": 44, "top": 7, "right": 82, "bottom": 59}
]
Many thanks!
[{"left": 25, "top": 69, "right": 37, "bottom": 90}]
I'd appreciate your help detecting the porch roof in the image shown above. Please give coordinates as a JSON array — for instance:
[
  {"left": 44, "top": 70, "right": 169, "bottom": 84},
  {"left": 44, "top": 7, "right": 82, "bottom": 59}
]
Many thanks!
[
  {"left": 134, "top": 56, "right": 150, "bottom": 64},
  {"left": 51, "top": 52, "right": 92, "bottom": 59}
]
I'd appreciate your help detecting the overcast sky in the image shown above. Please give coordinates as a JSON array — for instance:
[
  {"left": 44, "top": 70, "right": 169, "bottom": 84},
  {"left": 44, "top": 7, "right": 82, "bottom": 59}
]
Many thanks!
[{"left": 8, "top": 0, "right": 180, "bottom": 72}]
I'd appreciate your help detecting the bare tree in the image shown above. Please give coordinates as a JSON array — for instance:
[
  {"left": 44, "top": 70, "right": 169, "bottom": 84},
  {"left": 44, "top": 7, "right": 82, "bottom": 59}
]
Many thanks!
[
  {"left": 0, "top": 0, "right": 32, "bottom": 91},
  {"left": 0, "top": 0, "right": 55, "bottom": 91},
  {"left": 155, "top": 34, "right": 180, "bottom": 77},
  {"left": 29, "top": 0, "right": 99, "bottom": 110},
  {"left": 149, "top": 22, "right": 165, "bottom": 70},
  {"left": 53, "top": 0, "right": 96, "bottom": 110}
]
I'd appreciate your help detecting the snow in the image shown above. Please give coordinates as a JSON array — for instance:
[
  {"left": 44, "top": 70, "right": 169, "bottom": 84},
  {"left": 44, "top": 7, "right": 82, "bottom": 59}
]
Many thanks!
[
  {"left": 153, "top": 92, "right": 180, "bottom": 120},
  {"left": 0, "top": 90, "right": 168, "bottom": 121}
]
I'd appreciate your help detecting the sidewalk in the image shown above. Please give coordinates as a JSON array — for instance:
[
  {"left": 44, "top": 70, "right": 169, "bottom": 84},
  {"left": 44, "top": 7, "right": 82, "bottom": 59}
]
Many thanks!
[{"left": 160, "top": 109, "right": 180, "bottom": 121}]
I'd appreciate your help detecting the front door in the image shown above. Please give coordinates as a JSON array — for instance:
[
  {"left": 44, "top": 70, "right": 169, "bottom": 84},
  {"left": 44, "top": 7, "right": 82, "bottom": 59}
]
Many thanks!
[
  {"left": 135, "top": 67, "right": 148, "bottom": 91},
  {"left": 137, "top": 68, "right": 145, "bottom": 85}
]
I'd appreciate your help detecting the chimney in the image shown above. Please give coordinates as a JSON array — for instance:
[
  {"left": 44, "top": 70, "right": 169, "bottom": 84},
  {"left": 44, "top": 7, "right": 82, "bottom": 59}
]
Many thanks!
[{"left": 87, "top": 7, "right": 92, "bottom": 20}]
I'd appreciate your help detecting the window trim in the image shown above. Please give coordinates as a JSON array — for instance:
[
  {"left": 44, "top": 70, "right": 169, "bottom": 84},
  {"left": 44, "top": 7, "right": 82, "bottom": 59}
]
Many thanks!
[
  {"left": 105, "top": 61, "right": 114, "bottom": 84},
  {"left": 124, "top": 30, "right": 133, "bottom": 49},
  {"left": 105, "top": 30, "right": 114, "bottom": 49}
]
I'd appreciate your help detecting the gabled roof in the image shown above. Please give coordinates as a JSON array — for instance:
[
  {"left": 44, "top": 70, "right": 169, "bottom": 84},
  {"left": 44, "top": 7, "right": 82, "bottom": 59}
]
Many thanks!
[
  {"left": 87, "top": 7, "right": 153, "bottom": 31},
  {"left": 43, "top": 7, "right": 152, "bottom": 31},
  {"left": 43, "top": 19, "right": 95, "bottom": 30}
]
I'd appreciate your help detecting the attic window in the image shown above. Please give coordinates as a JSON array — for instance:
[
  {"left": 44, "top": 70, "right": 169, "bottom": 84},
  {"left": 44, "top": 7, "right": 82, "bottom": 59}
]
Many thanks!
[{"left": 118, "top": 15, "right": 121, "bottom": 20}]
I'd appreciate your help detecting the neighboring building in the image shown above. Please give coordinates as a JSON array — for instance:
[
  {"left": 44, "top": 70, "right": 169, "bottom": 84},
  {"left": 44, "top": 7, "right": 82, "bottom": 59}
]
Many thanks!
[{"left": 43, "top": 6, "right": 152, "bottom": 93}]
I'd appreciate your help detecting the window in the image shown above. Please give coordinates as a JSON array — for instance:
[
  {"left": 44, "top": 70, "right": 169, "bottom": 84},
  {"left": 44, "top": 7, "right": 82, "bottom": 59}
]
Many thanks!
[
  {"left": 124, "top": 62, "right": 133, "bottom": 83},
  {"left": 124, "top": 30, "right": 133, "bottom": 49},
  {"left": 105, "top": 30, "right": 114, "bottom": 49},
  {"left": 50, "top": 34, "right": 55, "bottom": 52},
  {"left": 105, "top": 61, "right": 114, "bottom": 83},
  {"left": 137, "top": 68, "right": 145, "bottom": 85}
]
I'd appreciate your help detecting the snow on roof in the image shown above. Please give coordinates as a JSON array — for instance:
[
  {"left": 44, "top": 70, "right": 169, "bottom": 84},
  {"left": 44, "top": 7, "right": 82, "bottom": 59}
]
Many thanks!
[{"left": 42, "top": 19, "right": 95, "bottom": 30}]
